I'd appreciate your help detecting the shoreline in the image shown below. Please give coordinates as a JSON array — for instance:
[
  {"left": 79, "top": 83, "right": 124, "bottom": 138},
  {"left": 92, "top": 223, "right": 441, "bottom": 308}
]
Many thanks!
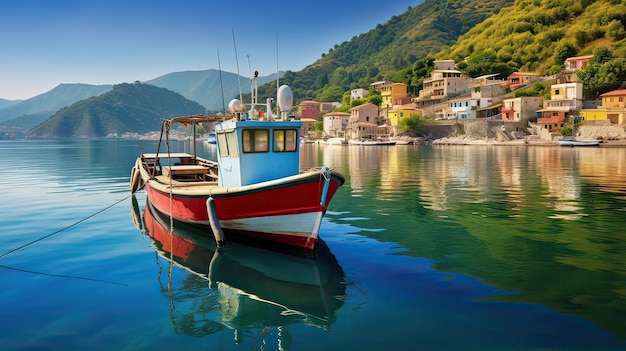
[{"left": 431, "top": 137, "right": 626, "bottom": 147}]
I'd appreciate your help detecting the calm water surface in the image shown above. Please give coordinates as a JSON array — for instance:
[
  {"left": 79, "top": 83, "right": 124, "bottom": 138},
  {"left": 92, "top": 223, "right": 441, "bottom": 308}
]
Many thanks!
[{"left": 1, "top": 139, "right": 625, "bottom": 350}]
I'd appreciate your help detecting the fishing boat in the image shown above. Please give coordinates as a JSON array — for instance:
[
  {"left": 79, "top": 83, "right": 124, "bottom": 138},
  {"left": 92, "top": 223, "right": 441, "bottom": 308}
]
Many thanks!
[
  {"left": 130, "top": 77, "right": 345, "bottom": 250},
  {"left": 558, "top": 137, "right": 600, "bottom": 147},
  {"left": 139, "top": 197, "right": 346, "bottom": 339},
  {"left": 347, "top": 139, "right": 396, "bottom": 146},
  {"left": 205, "top": 133, "right": 217, "bottom": 144}
]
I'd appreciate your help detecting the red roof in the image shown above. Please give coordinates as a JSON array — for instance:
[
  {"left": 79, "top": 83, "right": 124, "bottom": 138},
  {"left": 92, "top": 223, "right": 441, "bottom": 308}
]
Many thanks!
[
  {"left": 357, "top": 122, "right": 377, "bottom": 127},
  {"left": 600, "top": 89, "right": 626, "bottom": 97}
]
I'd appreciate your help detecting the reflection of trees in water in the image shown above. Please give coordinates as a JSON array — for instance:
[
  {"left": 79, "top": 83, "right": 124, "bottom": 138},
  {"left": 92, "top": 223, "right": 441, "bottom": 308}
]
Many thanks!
[{"left": 307, "top": 145, "right": 626, "bottom": 338}]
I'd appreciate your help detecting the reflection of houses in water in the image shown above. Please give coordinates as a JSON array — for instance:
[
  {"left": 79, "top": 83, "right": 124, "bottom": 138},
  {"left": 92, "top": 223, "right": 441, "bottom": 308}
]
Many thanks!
[
  {"left": 534, "top": 147, "right": 583, "bottom": 219},
  {"left": 577, "top": 148, "right": 626, "bottom": 193},
  {"left": 138, "top": 199, "right": 346, "bottom": 347}
]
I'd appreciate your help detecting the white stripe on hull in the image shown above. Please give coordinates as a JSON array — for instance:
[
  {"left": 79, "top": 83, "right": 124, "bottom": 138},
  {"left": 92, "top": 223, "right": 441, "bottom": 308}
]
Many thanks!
[{"left": 188, "top": 211, "right": 324, "bottom": 239}]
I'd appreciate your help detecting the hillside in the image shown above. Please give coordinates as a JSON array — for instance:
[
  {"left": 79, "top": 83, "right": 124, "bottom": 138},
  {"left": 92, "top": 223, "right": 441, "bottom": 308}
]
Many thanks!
[
  {"left": 259, "top": 0, "right": 625, "bottom": 103},
  {"left": 438, "top": 0, "right": 626, "bottom": 75},
  {"left": 27, "top": 83, "right": 205, "bottom": 138},
  {"left": 258, "top": 0, "right": 515, "bottom": 102},
  {"left": 0, "top": 83, "right": 113, "bottom": 123}
]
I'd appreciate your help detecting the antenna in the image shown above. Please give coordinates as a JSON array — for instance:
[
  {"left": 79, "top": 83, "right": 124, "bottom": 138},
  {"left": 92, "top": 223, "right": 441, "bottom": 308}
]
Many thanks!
[
  {"left": 247, "top": 55, "right": 258, "bottom": 109},
  {"left": 276, "top": 34, "right": 280, "bottom": 118},
  {"left": 232, "top": 29, "right": 243, "bottom": 101},
  {"left": 217, "top": 48, "right": 226, "bottom": 115}
]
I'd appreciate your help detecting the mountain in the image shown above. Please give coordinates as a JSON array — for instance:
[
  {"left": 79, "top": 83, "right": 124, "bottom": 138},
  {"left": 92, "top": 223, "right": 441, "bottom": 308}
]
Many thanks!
[
  {"left": 0, "top": 98, "right": 22, "bottom": 110},
  {"left": 145, "top": 69, "right": 283, "bottom": 113},
  {"left": 258, "top": 0, "right": 515, "bottom": 101},
  {"left": 0, "top": 70, "right": 281, "bottom": 129},
  {"left": 27, "top": 83, "right": 205, "bottom": 138},
  {"left": 0, "top": 83, "right": 113, "bottom": 123}
]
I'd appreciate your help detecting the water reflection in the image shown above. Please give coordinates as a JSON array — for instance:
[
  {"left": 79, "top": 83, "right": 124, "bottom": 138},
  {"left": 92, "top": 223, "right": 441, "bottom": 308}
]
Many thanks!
[
  {"left": 303, "top": 144, "right": 626, "bottom": 338},
  {"left": 135, "top": 197, "right": 346, "bottom": 345}
]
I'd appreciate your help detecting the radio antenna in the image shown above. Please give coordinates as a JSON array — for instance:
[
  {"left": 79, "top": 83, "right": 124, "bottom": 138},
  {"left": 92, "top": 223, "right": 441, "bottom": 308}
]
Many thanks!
[
  {"left": 217, "top": 48, "right": 226, "bottom": 115},
  {"left": 232, "top": 29, "right": 243, "bottom": 101}
]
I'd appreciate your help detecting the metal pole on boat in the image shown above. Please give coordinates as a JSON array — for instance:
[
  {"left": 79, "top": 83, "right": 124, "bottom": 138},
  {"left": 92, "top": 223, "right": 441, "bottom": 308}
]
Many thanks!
[{"left": 191, "top": 124, "right": 197, "bottom": 157}]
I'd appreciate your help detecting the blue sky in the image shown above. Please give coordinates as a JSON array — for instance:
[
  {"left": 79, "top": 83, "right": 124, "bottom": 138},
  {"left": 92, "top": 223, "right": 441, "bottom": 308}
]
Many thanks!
[{"left": 1, "top": 0, "right": 418, "bottom": 100}]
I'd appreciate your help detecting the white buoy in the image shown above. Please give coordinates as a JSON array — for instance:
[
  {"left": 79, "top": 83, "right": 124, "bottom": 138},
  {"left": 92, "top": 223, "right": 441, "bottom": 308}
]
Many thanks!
[{"left": 206, "top": 197, "right": 225, "bottom": 247}]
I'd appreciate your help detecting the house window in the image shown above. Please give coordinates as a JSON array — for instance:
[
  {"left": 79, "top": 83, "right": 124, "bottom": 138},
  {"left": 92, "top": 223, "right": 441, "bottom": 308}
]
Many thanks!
[{"left": 242, "top": 129, "right": 269, "bottom": 153}]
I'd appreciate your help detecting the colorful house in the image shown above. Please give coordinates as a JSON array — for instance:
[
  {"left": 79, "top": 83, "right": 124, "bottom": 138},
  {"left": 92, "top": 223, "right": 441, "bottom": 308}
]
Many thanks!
[
  {"left": 322, "top": 112, "right": 350, "bottom": 137},
  {"left": 388, "top": 107, "right": 419, "bottom": 126},
  {"left": 440, "top": 97, "right": 478, "bottom": 120},
  {"left": 346, "top": 103, "right": 379, "bottom": 140},
  {"left": 376, "top": 82, "right": 408, "bottom": 108},
  {"left": 580, "top": 89, "right": 626, "bottom": 125},
  {"left": 501, "top": 96, "right": 543, "bottom": 125},
  {"left": 350, "top": 88, "right": 369, "bottom": 102},
  {"left": 535, "top": 82, "right": 583, "bottom": 132},
  {"left": 298, "top": 101, "right": 321, "bottom": 120},
  {"left": 506, "top": 72, "right": 540, "bottom": 90},
  {"left": 564, "top": 54, "right": 593, "bottom": 71}
]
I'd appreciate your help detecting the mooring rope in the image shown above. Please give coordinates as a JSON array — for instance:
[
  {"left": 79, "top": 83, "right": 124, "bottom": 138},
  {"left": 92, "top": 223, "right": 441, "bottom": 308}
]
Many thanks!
[
  {"left": 0, "top": 263, "right": 128, "bottom": 286},
  {"left": 0, "top": 194, "right": 131, "bottom": 259}
]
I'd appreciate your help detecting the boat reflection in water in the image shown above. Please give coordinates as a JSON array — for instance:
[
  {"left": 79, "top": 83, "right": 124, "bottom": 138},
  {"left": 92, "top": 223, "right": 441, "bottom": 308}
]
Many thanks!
[{"left": 137, "top": 197, "right": 347, "bottom": 344}]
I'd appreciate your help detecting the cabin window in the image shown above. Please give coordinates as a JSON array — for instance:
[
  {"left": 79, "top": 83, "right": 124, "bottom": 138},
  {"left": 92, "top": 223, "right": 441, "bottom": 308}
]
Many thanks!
[
  {"left": 273, "top": 129, "right": 298, "bottom": 152},
  {"left": 216, "top": 130, "right": 239, "bottom": 157},
  {"left": 242, "top": 129, "right": 269, "bottom": 153}
]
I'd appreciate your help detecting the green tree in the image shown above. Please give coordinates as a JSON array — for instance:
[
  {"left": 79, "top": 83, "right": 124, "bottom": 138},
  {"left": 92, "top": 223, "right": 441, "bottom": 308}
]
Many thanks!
[
  {"left": 397, "top": 113, "right": 431, "bottom": 136},
  {"left": 317, "top": 85, "right": 344, "bottom": 102},
  {"left": 577, "top": 49, "right": 626, "bottom": 97},
  {"left": 313, "top": 121, "right": 323, "bottom": 133},
  {"left": 367, "top": 94, "right": 382, "bottom": 106},
  {"left": 552, "top": 41, "right": 578, "bottom": 67}
]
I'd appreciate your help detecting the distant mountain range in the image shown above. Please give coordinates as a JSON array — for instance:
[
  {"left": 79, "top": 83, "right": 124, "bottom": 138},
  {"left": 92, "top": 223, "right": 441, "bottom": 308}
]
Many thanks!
[
  {"left": 0, "top": 84, "right": 113, "bottom": 127},
  {"left": 27, "top": 83, "right": 206, "bottom": 138},
  {"left": 0, "top": 70, "right": 281, "bottom": 128}
]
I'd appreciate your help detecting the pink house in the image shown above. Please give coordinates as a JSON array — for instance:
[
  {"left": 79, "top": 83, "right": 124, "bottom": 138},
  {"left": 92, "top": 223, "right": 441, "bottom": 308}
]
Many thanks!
[
  {"left": 564, "top": 55, "right": 593, "bottom": 71},
  {"left": 506, "top": 72, "right": 540, "bottom": 91},
  {"left": 298, "top": 101, "right": 321, "bottom": 120}
]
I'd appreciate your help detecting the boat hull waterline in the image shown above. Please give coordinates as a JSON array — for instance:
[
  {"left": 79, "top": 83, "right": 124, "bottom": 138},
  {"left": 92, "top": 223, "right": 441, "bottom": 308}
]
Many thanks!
[{"left": 139, "top": 164, "right": 344, "bottom": 250}]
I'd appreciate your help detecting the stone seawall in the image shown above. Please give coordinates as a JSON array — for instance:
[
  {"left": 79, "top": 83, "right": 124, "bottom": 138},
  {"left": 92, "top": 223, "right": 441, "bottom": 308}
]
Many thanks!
[{"left": 428, "top": 120, "right": 626, "bottom": 146}]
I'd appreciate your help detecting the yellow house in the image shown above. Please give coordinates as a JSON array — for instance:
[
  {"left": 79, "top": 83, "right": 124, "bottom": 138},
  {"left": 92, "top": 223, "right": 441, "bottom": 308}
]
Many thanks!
[
  {"left": 580, "top": 89, "right": 626, "bottom": 124},
  {"left": 388, "top": 107, "right": 418, "bottom": 126},
  {"left": 378, "top": 82, "right": 408, "bottom": 108},
  {"left": 580, "top": 109, "right": 608, "bottom": 122}
]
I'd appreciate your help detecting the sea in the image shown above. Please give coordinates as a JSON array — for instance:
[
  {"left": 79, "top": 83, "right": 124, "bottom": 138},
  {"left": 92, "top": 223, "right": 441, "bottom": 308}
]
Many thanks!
[{"left": 1, "top": 139, "right": 625, "bottom": 351}]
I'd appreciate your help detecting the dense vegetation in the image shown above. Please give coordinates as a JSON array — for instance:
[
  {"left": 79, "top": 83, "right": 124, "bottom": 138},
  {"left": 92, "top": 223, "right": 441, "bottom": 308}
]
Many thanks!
[
  {"left": 259, "top": 0, "right": 626, "bottom": 105},
  {"left": 257, "top": 0, "right": 515, "bottom": 102},
  {"left": 440, "top": 0, "right": 626, "bottom": 76},
  {"left": 27, "top": 83, "right": 206, "bottom": 138}
]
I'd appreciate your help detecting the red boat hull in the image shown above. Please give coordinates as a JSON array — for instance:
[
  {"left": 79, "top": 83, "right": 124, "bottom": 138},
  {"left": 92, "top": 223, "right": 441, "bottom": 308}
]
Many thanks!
[{"left": 144, "top": 172, "right": 343, "bottom": 250}]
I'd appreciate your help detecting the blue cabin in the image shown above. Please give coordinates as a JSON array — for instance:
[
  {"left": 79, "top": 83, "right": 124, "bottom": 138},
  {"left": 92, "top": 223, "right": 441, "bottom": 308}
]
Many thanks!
[{"left": 214, "top": 120, "right": 302, "bottom": 188}]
